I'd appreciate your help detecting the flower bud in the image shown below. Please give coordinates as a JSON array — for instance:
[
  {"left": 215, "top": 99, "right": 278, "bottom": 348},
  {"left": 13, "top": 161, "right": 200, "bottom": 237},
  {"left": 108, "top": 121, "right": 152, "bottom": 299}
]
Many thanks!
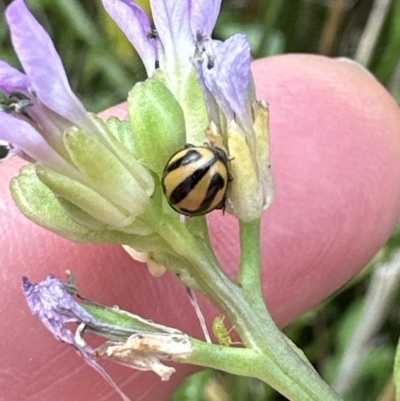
[
  {"left": 63, "top": 128, "right": 153, "bottom": 217},
  {"left": 11, "top": 164, "right": 92, "bottom": 242},
  {"left": 36, "top": 165, "right": 135, "bottom": 228},
  {"left": 128, "top": 78, "right": 186, "bottom": 175}
]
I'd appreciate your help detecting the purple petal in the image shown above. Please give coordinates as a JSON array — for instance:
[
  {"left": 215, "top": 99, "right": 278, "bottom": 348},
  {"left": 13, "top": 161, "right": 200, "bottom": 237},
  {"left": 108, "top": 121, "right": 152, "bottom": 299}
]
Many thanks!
[
  {"left": 22, "top": 275, "right": 116, "bottom": 340},
  {"left": 102, "top": 0, "right": 157, "bottom": 76},
  {"left": 22, "top": 274, "right": 139, "bottom": 338},
  {"left": 189, "top": 0, "right": 222, "bottom": 37},
  {"left": 151, "top": 0, "right": 195, "bottom": 67},
  {"left": 0, "top": 60, "right": 30, "bottom": 94},
  {"left": 200, "top": 34, "right": 252, "bottom": 128},
  {"left": 195, "top": 39, "right": 234, "bottom": 121},
  {"left": 5, "top": 0, "right": 89, "bottom": 127},
  {"left": 22, "top": 275, "right": 80, "bottom": 344},
  {"left": 0, "top": 111, "right": 72, "bottom": 171},
  {"left": 192, "top": 58, "right": 222, "bottom": 125}
]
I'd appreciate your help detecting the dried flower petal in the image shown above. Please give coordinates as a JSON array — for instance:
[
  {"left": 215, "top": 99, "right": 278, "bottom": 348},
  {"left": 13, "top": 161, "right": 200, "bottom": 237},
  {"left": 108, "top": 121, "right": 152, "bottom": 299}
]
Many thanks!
[{"left": 95, "top": 332, "right": 192, "bottom": 380}]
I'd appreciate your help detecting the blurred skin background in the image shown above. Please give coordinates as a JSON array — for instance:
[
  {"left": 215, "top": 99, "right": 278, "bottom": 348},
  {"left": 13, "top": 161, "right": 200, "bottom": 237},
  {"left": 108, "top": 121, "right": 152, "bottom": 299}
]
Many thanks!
[{"left": 1, "top": 0, "right": 400, "bottom": 400}]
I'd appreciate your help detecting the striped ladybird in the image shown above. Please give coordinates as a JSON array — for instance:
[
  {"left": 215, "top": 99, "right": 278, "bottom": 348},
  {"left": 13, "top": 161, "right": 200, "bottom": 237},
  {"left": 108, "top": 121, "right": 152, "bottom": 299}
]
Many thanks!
[{"left": 161, "top": 144, "right": 230, "bottom": 216}]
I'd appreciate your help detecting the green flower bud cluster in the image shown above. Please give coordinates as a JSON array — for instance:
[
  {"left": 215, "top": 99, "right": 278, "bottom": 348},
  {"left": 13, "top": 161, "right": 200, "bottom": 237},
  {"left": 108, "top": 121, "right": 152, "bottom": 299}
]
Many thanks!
[{"left": 11, "top": 77, "right": 191, "bottom": 261}]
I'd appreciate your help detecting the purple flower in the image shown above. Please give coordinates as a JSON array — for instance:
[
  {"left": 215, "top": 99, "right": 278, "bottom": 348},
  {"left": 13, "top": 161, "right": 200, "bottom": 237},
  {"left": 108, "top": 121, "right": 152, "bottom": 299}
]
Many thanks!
[
  {"left": 0, "top": 0, "right": 99, "bottom": 171},
  {"left": 101, "top": 2, "right": 274, "bottom": 222},
  {"left": 102, "top": 0, "right": 254, "bottom": 134},
  {"left": 1, "top": 0, "right": 155, "bottom": 227},
  {"left": 102, "top": 0, "right": 222, "bottom": 74},
  {"left": 194, "top": 33, "right": 254, "bottom": 135},
  {"left": 102, "top": 0, "right": 222, "bottom": 100},
  {"left": 191, "top": 19, "right": 275, "bottom": 220}
]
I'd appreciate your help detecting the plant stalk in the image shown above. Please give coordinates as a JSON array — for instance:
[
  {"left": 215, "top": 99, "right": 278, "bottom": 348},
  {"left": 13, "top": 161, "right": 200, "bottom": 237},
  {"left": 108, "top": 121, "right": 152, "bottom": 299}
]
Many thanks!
[{"left": 145, "top": 202, "right": 342, "bottom": 401}]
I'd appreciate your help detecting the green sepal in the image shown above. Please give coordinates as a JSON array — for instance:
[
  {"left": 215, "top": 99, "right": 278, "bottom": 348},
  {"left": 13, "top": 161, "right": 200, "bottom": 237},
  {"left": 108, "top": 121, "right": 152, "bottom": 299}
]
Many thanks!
[
  {"left": 128, "top": 77, "right": 185, "bottom": 174},
  {"left": 57, "top": 197, "right": 109, "bottom": 231},
  {"left": 106, "top": 116, "right": 138, "bottom": 159},
  {"left": 60, "top": 198, "right": 154, "bottom": 237},
  {"left": 36, "top": 164, "right": 135, "bottom": 228},
  {"left": 10, "top": 164, "right": 91, "bottom": 242},
  {"left": 82, "top": 302, "right": 174, "bottom": 334},
  {"left": 105, "top": 115, "right": 120, "bottom": 141},
  {"left": 59, "top": 199, "right": 155, "bottom": 238},
  {"left": 153, "top": 66, "right": 208, "bottom": 145},
  {"left": 63, "top": 128, "right": 150, "bottom": 216},
  {"left": 179, "top": 67, "right": 209, "bottom": 145},
  {"left": 88, "top": 114, "right": 155, "bottom": 197}
]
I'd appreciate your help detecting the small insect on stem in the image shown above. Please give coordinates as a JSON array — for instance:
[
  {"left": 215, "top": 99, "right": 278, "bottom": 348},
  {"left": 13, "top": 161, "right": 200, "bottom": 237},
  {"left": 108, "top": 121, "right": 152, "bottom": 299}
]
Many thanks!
[{"left": 212, "top": 315, "right": 239, "bottom": 347}]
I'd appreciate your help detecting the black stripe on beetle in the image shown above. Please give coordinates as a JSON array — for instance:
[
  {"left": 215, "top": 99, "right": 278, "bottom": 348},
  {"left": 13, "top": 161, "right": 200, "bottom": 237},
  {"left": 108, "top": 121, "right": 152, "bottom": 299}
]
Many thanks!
[
  {"left": 164, "top": 149, "right": 203, "bottom": 173},
  {"left": 162, "top": 145, "right": 230, "bottom": 216}
]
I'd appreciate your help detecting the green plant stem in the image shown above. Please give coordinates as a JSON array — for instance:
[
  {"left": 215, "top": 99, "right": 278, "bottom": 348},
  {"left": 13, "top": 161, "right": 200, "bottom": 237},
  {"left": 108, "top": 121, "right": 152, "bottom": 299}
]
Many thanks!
[
  {"left": 144, "top": 202, "right": 342, "bottom": 401},
  {"left": 179, "top": 338, "right": 282, "bottom": 378},
  {"left": 394, "top": 333, "right": 400, "bottom": 400},
  {"left": 238, "top": 219, "right": 265, "bottom": 308},
  {"left": 180, "top": 338, "right": 320, "bottom": 390}
]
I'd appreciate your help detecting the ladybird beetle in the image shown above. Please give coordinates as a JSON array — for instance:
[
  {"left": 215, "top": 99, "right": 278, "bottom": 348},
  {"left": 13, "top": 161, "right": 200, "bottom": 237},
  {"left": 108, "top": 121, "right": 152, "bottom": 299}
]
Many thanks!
[{"left": 161, "top": 144, "right": 230, "bottom": 216}]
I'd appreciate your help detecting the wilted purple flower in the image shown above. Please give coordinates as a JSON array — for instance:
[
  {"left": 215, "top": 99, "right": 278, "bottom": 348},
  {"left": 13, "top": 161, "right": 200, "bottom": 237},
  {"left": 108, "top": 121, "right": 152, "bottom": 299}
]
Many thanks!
[
  {"left": 192, "top": 32, "right": 275, "bottom": 221},
  {"left": 22, "top": 274, "right": 136, "bottom": 341},
  {"left": 22, "top": 274, "right": 132, "bottom": 401},
  {"left": 23, "top": 274, "right": 192, "bottom": 399}
]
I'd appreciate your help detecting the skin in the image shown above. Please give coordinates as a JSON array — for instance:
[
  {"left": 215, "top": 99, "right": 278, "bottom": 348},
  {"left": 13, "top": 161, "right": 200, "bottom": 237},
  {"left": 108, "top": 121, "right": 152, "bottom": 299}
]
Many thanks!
[{"left": 1, "top": 54, "right": 400, "bottom": 401}]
